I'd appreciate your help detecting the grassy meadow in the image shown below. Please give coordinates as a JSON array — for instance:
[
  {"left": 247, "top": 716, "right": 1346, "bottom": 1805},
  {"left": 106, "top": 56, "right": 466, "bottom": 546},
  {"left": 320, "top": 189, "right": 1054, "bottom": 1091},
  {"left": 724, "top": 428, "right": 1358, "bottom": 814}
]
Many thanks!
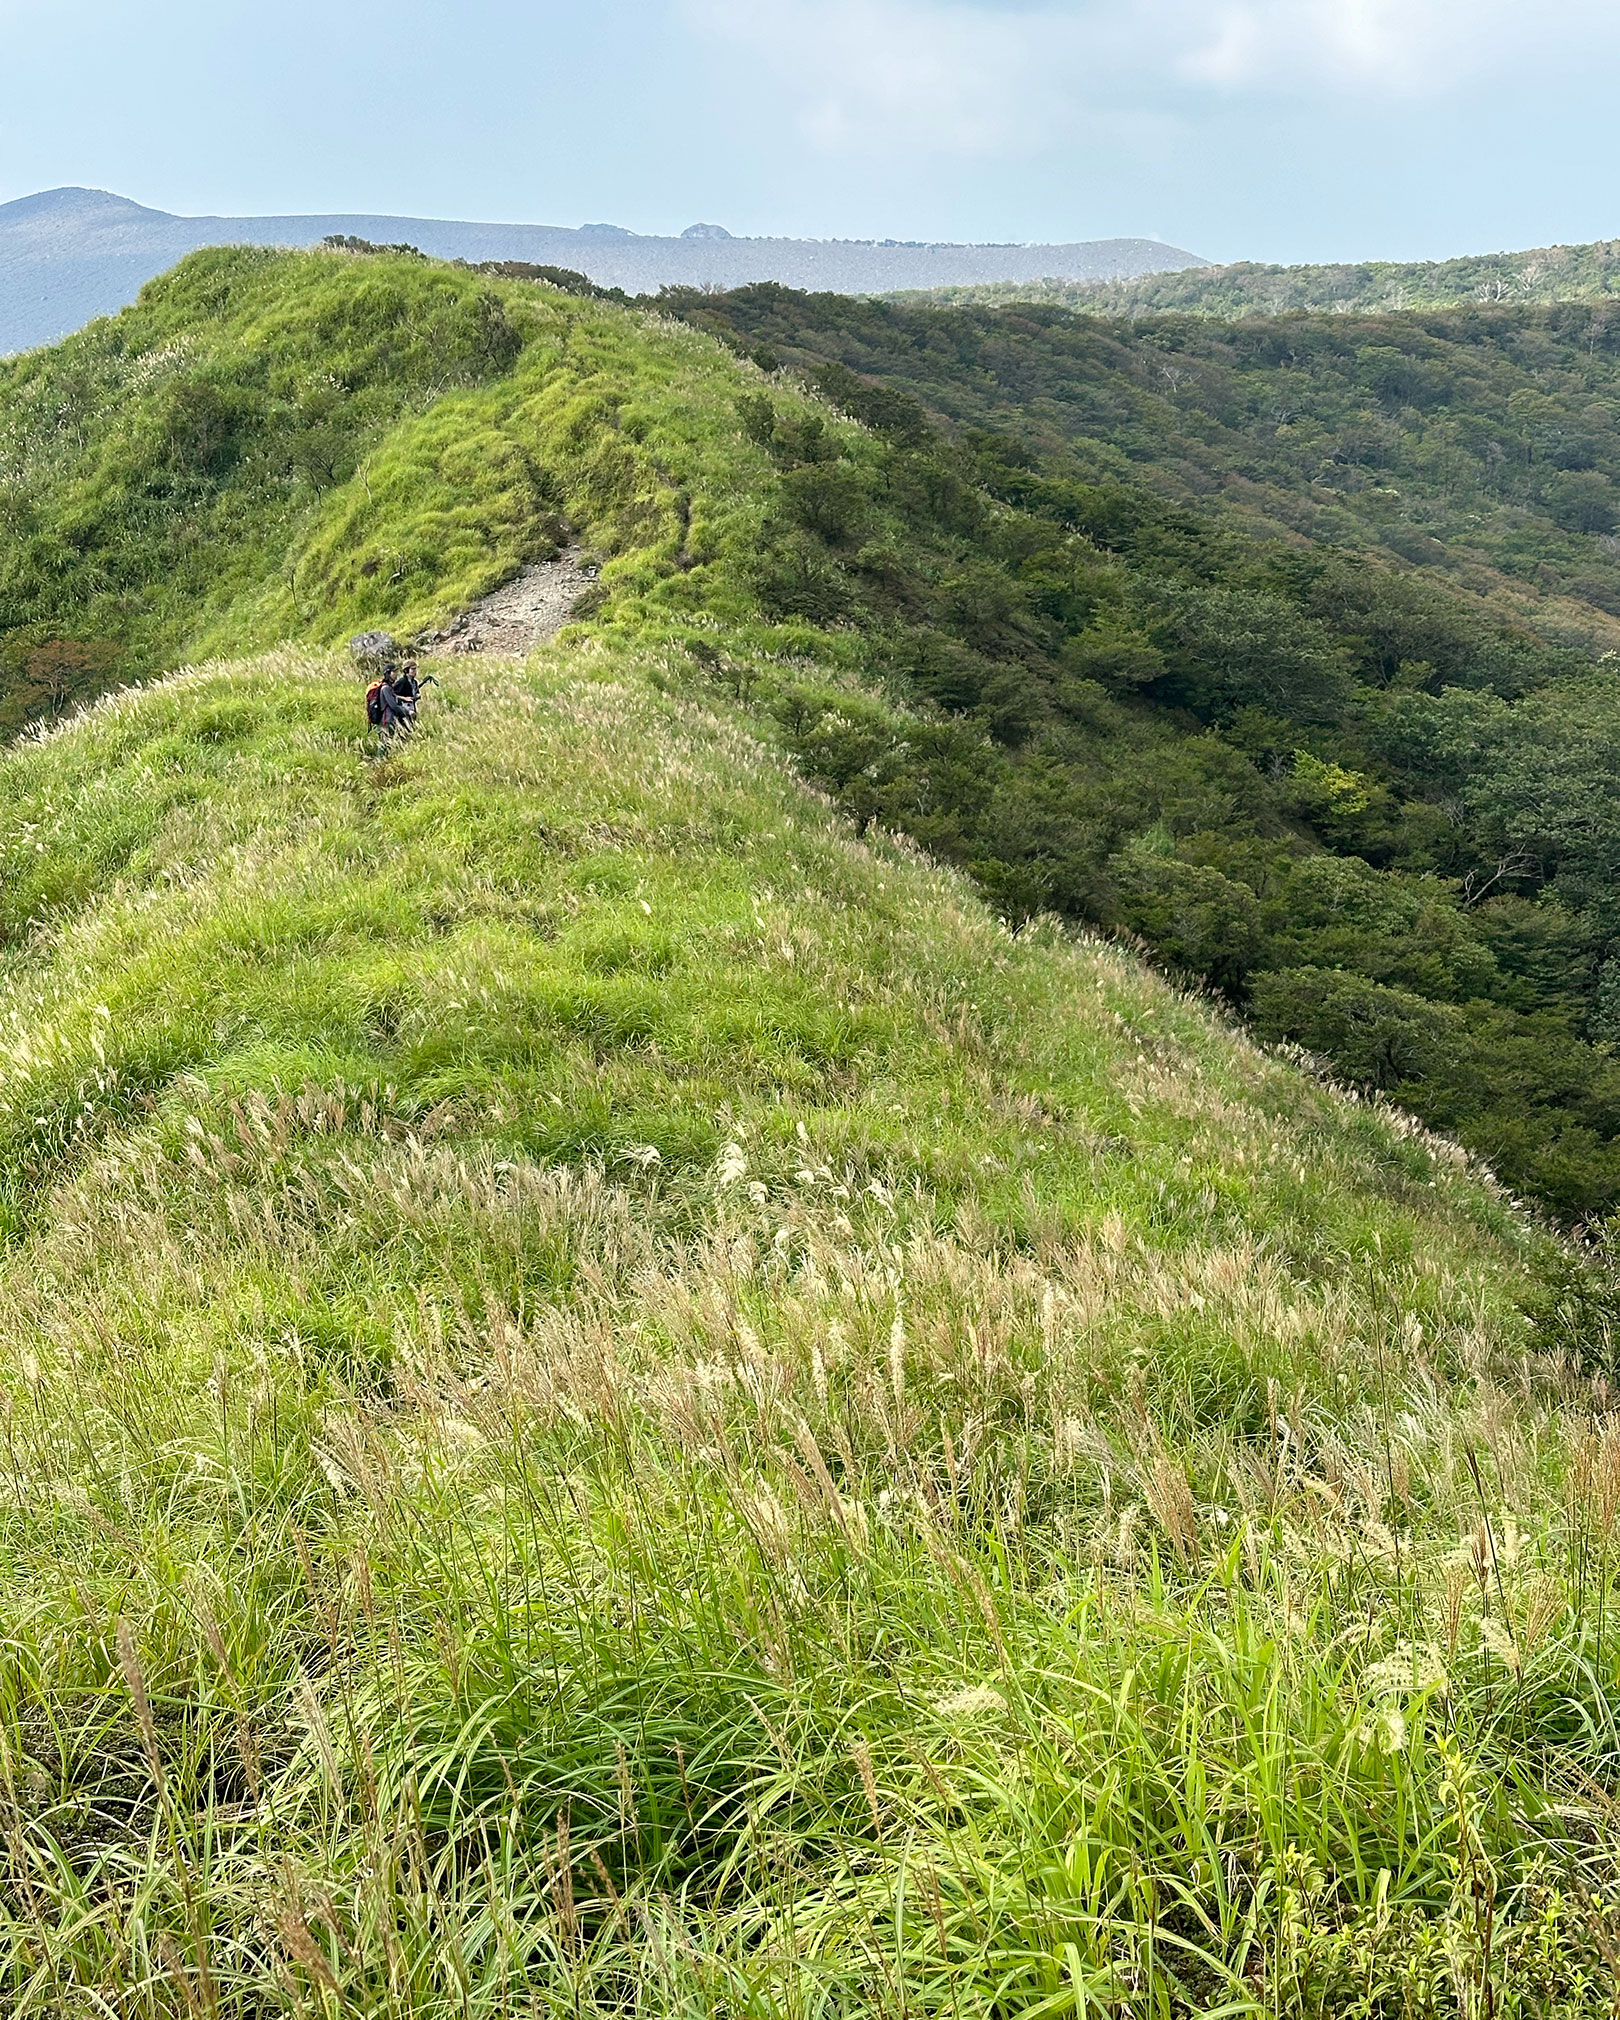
[
  {"left": 0, "top": 638, "right": 1605, "bottom": 2016},
  {"left": 0, "top": 246, "right": 1617, "bottom": 2014}
]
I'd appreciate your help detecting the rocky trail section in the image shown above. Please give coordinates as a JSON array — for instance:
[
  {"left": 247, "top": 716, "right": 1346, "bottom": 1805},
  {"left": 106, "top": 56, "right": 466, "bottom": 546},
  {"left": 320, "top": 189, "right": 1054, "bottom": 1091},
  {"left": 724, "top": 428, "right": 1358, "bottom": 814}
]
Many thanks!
[{"left": 418, "top": 546, "right": 596, "bottom": 657}]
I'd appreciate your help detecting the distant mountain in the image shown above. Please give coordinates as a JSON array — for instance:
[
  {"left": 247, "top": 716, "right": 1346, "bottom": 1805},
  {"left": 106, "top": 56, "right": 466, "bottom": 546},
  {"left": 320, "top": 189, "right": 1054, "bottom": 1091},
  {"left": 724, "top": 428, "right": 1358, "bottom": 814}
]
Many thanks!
[
  {"left": 907, "top": 238, "right": 1620, "bottom": 317},
  {"left": 0, "top": 187, "right": 1208, "bottom": 353}
]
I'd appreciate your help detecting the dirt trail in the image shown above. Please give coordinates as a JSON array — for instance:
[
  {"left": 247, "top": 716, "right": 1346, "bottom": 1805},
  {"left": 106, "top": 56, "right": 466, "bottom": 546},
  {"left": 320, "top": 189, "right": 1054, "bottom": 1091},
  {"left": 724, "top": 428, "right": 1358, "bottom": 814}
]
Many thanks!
[{"left": 418, "top": 546, "right": 596, "bottom": 658}]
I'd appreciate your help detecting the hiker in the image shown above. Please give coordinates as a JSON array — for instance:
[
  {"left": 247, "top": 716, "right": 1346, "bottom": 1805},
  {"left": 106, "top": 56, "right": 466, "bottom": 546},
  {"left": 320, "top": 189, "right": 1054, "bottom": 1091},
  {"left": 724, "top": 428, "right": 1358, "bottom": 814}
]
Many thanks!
[
  {"left": 366, "top": 668, "right": 403, "bottom": 738},
  {"left": 393, "top": 660, "right": 420, "bottom": 727},
  {"left": 391, "top": 661, "right": 436, "bottom": 730}
]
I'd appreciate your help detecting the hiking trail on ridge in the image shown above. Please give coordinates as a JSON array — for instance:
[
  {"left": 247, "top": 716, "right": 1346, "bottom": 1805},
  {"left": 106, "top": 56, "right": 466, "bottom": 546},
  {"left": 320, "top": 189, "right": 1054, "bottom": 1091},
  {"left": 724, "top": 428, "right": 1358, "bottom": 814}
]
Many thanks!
[{"left": 419, "top": 546, "right": 595, "bottom": 657}]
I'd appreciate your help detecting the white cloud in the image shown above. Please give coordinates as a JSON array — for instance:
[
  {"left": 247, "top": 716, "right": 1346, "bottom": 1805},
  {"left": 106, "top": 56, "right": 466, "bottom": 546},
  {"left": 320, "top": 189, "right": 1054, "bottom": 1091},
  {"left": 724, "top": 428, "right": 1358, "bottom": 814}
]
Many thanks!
[
  {"left": 1173, "top": 0, "right": 1592, "bottom": 94},
  {"left": 685, "top": 0, "right": 1620, "bottom": 159},
  {"left": 684, "top": 0, "right": 1061, "bottom": 156}
]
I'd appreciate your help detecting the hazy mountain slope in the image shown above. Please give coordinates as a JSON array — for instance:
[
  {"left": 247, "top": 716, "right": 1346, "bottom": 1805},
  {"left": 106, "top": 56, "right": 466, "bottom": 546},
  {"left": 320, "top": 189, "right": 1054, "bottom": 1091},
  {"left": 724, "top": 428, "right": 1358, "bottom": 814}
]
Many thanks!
[
  {"left": 0, "top": 186, "right": 1207, "bottom": 354},
  {"left": 914, "top": 236, "right": 1620, "bottom": 317}
]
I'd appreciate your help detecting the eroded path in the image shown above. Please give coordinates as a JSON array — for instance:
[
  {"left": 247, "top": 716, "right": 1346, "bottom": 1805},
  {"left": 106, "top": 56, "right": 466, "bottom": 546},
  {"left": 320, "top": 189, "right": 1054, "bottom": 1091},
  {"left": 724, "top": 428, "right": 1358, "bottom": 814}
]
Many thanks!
[{"left": 419, "top": 546, "right": 595, "bottom": 658}]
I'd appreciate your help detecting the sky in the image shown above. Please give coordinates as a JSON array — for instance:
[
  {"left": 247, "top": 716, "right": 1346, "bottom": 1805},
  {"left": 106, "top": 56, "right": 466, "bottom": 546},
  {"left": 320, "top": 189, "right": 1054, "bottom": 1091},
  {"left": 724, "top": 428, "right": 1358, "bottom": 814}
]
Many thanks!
[{"left": 3, "top": 0, "right": 1619, "bottom": 264}]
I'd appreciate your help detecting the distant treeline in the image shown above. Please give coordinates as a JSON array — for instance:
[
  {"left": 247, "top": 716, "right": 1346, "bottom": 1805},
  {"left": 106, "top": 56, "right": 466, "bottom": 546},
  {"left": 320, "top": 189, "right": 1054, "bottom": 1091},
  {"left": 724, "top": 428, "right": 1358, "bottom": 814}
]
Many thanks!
[{"left": 912, "top": 239, "right": 1620, "bottom": 320}]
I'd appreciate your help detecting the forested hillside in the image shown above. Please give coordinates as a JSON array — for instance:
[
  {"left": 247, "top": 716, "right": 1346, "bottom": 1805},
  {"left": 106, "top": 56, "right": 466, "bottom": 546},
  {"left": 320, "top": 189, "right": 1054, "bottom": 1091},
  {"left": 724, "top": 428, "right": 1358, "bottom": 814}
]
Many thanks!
[
  {"left": 669, "top": 284, "right": 1620, "bottom": 629},
  {"left": 920, "top": 237, "right": 1620, "bottom": 320},
  {"left": 652, "top": 284, "right": 1620, "bottom": 1217}
]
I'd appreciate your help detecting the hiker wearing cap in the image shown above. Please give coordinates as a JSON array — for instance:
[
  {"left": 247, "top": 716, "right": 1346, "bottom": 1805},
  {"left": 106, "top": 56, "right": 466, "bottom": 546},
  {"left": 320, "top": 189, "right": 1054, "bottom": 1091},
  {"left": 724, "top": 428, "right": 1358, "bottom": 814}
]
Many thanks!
[{"left": 392, "top": 661, "right": 436, "bottom": 730}]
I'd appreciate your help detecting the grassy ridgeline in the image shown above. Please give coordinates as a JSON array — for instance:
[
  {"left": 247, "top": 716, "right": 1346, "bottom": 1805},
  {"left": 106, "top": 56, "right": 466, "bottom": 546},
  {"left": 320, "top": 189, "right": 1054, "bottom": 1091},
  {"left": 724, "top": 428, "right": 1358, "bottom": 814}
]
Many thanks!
[
  {"left": 19, "top": 247, "right": 1620, "bottom": 1222},
  {"left": 0, "top": 247, "right": 788, "bottom": 711},
  {"left": 0, "top": 250, "right": 1618, "bottom": 2011},
  {"left": 0, "top": 637, "right": 1596, "bottom": 2016}
]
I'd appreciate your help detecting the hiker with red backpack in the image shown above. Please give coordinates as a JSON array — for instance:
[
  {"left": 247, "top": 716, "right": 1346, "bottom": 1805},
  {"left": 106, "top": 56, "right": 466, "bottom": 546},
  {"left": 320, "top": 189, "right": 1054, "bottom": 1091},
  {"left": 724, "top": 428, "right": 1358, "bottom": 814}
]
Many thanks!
[
  {"left": 364, "top": 659, "right": 437, "bottom": 741},
  {"left": 366, "top": 668, "right": 403, "bottom": 739}
]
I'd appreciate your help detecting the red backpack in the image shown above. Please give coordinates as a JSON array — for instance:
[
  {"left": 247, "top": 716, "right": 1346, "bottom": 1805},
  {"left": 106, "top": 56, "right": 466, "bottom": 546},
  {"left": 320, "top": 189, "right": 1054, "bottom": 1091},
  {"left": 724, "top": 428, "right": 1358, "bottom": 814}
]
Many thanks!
[{"left": 365, "top": 680, "right": 385, "bottom": 726}]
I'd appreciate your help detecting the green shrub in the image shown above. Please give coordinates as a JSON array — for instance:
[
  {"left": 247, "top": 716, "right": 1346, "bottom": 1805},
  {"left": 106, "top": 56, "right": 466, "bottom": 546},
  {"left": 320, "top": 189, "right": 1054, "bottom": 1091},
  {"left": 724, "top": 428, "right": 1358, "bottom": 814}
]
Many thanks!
[{"left": 1251, "top": 965, "right": 1467, "bottom": 1088}]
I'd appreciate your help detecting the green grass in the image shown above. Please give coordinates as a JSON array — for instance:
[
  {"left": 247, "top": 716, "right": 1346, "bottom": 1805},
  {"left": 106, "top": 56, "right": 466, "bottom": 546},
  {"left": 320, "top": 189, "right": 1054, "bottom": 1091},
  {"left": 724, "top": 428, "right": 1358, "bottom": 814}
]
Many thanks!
[
  {"left": 0, "top": 637, "right": 1602, "bottom": 2016},
  {"left": 0, "top": 249, "right": 800, "bottom": 707},
  {"left": 1, "top": 249, "right": 1619, "bottom": 2012}
]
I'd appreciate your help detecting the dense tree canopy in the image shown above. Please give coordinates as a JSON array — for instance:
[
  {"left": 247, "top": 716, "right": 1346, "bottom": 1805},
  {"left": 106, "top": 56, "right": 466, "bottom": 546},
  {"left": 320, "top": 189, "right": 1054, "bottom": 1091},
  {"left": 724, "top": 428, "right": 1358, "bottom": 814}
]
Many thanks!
[{"left": 664, "top": 287, "right": 1620, "bottom": 1219}]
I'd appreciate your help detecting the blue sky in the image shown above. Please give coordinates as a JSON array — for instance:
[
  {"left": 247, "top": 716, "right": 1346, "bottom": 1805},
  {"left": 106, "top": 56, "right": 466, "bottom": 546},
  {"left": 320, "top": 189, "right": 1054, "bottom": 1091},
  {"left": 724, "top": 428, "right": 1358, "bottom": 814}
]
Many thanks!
[{"left": 3, "top": 0, "right": 1618, "bottom": 264}]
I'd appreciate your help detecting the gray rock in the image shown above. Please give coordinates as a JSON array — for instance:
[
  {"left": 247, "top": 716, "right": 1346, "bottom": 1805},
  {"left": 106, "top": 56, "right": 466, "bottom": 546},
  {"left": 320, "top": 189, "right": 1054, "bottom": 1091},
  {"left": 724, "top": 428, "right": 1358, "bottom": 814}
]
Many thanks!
[{"left": 349, "top": 631, "right": 397, "bottom": 671}]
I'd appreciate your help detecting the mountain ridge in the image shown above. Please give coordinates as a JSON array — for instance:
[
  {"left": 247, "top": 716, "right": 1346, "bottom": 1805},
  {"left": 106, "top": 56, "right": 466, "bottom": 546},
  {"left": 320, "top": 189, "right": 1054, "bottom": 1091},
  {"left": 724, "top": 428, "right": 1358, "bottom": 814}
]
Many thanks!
[
  {"left": 0, "top": 185, "right": 1208, "bottom": 354},
  {"left": 14, "top": 243, "right": 1620, "bottom": 1218},
  {"left": 907, "top": 235, "right": 1620, "bottom": 317},
  {"left": 0, "top": 248, "right": 1589, "bottom": 2010}
]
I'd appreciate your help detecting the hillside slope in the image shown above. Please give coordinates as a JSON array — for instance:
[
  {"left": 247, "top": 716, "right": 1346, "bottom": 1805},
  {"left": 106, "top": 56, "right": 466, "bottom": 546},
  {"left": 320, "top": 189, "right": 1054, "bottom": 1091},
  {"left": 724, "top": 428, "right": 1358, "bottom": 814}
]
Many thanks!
[
  {"left": 670, "top": 284, "right": 1620, "bottom": 637},
  {"left": 0, "top": 244, "right": 791, "bottom": 707},
  {"left": 1, "top": 237, "right": 1620, "bottom": 2013},
  {"left": 26, "top": 248, "right": 1620, "bottom": 1221},
  {"left": 662, "top": 284, "right": 1620, "bottom": 1216},
  {"left": 0, "top": 628, "right": 1600, "bottom": 2016}
]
